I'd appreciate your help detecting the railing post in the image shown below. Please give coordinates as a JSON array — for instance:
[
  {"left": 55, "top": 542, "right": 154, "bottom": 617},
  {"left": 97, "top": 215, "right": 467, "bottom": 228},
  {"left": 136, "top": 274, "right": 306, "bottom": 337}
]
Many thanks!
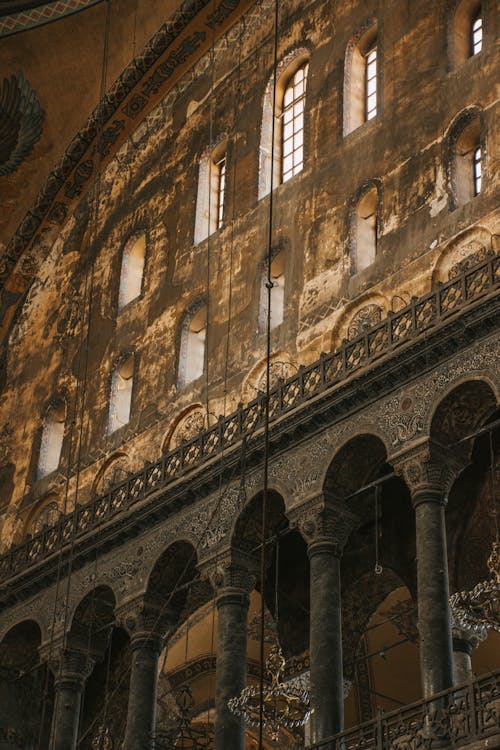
[
  {"left": 376, "top": 707, "right": 383, "bottom": 750},
  {"left": 218, "top": 415, "right": 225, "bottom": 451},
  {"left": 468, "top": 678, "right": 478, "bottom": 738},
  {"left": 386, "top": 314, "right": 393, "bottom": 347}
]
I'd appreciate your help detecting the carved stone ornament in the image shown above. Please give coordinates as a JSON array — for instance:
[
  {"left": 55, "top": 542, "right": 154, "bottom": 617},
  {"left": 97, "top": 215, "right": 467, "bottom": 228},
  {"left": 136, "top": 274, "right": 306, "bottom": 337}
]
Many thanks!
[
  {"left": 199, "top": 548, "right": 258, "bottom": 594},
  {"left": 288, "top": 495, "right": 359, "bottom": 553},
  {"left": 115, "top": 594, "right": 178, "bottom": 642},
  {"left": 392, "top": 440, "right": 464, "bottom": 499},
  {"left": 171, "top": 408, "right": 205, "bottom": 448},
  {"left": 347, "top": 304, "right": 383, "bottom": 340}
]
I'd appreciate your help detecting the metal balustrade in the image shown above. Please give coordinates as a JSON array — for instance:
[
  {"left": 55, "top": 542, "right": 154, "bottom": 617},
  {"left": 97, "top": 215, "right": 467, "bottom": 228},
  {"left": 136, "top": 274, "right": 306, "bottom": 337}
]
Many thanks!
[
  {"left": 0, "top": 253, "right": 498, "bottom": 583},
  {"left": 307, "top": 668, "right": 500, "bottom": 750}
]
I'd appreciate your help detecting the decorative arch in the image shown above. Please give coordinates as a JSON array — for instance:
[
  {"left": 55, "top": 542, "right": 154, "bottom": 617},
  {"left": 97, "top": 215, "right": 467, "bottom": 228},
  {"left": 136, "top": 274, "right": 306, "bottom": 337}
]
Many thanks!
[
  {"left": 117, "top": 231, "right": 147, "bottom": 310},
  {"left": 432, "top": 225, "right": 493, "bottom": 282},
  {"left": 162, "top": 404, "right": 206, "bottom": 453},
  {"left": 331, "top": 292, "right": 388, "bottom": 349},
  {"left": 322, "top": 433, "right": 389, "bottom": 502},
  {"left": 177, "top": 299, "right": 207, "bottom": 388},
  {"left": 24, "top": 491, "right": 61, "bottom": 537},
  {"left": 92, "top": 451, "right": 131, "bottom": 497},
  {"left": 448, "top": 0, "right": 485, "bottom": 68},
  {"left": 241, "top": 352, "right": 298, "bottom": 403},
  {"left": 429, "top": 378, "right": 497, "bottom": 447}
]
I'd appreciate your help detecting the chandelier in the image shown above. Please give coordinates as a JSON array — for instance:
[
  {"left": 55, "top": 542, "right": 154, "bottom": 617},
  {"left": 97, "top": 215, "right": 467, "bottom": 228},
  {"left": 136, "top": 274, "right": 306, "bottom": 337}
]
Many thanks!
[
  {"left": 154, "top": 684, "right": 214, "bottom": 749},
  {"left": 228, "top": 644, "right": 310, "bottom": 742},
  {"left": 450, "top": 541, "right": 500, "bottom": 633},
  {"left": 91, "top": 726, "right": 114, "bottom": 750}
]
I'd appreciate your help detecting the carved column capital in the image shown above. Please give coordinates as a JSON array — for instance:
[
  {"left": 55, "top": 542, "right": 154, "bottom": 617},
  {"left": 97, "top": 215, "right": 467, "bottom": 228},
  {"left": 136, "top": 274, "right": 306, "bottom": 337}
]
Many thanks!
[
  {"left": 199, "top": 548, "right": 258, "bottom": 603},
  {"left": 392, "top": 439, "right": 465, "bottom": 503},
  {"left": 41, "top": 639, "right": 95, "bottom": 686},
  {"left": 116, "top": 594, "right": 178, "bottom": 649},
  {"left": 289, "top": 494, "right": 359, "bottom": 556}
]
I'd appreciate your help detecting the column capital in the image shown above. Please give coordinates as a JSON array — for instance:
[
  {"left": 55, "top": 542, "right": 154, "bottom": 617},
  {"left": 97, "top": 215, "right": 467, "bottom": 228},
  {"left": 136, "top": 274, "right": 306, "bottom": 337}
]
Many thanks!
[
  {"left": 116, "top": 594, "right": 178, "bottom": 648},
  {"left": 40, "top": 639, "right": 95, "bottom": 685},
  {"left": 288, "top": 494, "right": 359, "bottom": 555},
  {"left": 391, "top": 439, "right": 465, "bottom": 502},
  {"left": 199, "top": 548, "right": 258, "bottom": 598}
]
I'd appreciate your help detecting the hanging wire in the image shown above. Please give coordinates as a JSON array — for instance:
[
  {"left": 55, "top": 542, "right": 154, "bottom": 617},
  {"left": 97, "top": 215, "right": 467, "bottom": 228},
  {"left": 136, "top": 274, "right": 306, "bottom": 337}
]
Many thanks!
[
  {"left": 489, "top": 428, "right": 499, "bottom": 542},
  {"left": 374, "top": 484, "right": 383, "bottom": 576},
  {"left": 259, "top": 1, "right": 280, "bottom": 746}
]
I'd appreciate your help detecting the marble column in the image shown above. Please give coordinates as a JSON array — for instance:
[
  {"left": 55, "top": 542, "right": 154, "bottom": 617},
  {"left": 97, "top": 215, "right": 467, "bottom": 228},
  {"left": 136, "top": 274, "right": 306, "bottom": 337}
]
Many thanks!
[
  {"left": 297, "top": 500, "right": 358, "bottom": 747},
  {"left": 215, "top": 585, "right": 250, "bottom": 750},
  {"left": 452, "top": 622, "right": 487, "bottom": 684},
  {"left": 123, "top": 631, "right": 162, "bottom": 750},
  {"left": 396, "top": 443, "right": 460, "bottom": 698},
  {"left": 49, "top": 649, "right": 93, "bottom": 750}
]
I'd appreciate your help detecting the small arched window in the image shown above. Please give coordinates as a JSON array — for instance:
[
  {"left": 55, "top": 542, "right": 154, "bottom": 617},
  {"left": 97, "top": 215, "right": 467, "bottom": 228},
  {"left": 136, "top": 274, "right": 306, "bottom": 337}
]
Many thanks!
[
  {"left": 351, "top": 187, "right": 378, "bottom": 274},
  {"left": 258, "top": 252, "right": 285, "bottom": 334},
  {"left": 194, "top": 141, "right": 227, "bottom": 244},
  {"left": 38, "top": 402, "right": 65, "bottom": 478},
  {"left": 450, "top": 114, "right": 483, "bottom": 205},
  {"left": 178, "top": 304, "right": 207, "bottom": 387},
  {"left": 344, "top": 23, "right": 378, "bottom": 135},
  {"left": 451, "top": 1, "right": 483, "bottom": 67},
  {"left": 108, "top": 354, "right": 134, "bottom": 433},
  {"left": 118, "top": 233, "right": 146, "bottom": 310},
  {"left": 258, "top": 50, "right": 309, "bottom": 199},
  {"left": 471, "top": 11, "right": 483, "bottom": 55}
]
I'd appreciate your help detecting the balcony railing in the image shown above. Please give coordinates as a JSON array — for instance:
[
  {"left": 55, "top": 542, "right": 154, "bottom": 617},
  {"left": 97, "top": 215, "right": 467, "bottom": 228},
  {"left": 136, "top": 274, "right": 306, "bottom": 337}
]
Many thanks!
[
  {"left": 308, "top": 668, "right": 500, "bottom": 750},
  {"left": 0, "top": 253, "right": 498, "bottom": 583}
]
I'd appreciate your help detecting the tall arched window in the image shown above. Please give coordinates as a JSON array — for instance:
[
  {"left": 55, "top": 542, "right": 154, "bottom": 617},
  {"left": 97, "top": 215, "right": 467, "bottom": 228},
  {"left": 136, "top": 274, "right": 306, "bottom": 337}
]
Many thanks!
[
  {"left": 351, "top": 186, "right": 378, "bottom": 274},
  {"left": 108, "top": 354, "right": 134, "bottom": 433},
  {"left": 178, "top": 304, "right": 207, "bottom": 387},
  {"left": 194, "top": 141, "right": 227, "bottom": 244},
  {"left": 258, "top": 50, "right": 309, "bottom": 199},
  {"left": 450, "top": 0, "right": 483, "bottom": 67},
  {"left": 118, "top": 233, "right": 146, "bottom": 310},
  {"left": 37, "top": 402, "right": 65, "bottom": 478},
  {"left": 344, "top": 23, "right": 378, "bottom": 135},
  {"left": 448, "top": 111, "right": 483, "bottom": 206},
  {"left": 258, "top": 252, "right": 285, "bottom": 334}
]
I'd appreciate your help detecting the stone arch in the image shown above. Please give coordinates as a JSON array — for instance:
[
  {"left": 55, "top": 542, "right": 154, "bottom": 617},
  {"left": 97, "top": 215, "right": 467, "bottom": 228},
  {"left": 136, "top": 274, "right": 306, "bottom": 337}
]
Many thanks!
[
  {"left": 321, "top": 431, "right": 390, "bottom": 498},
  {"left": 345, "top": 179, "right": 383, "bottom": 276},
  {"left": 431, "top": 225, "right": 493, "bottom": 283},
  {"left": 145, "top": 540, "right": 211, "bottom": 626},
  {"left": 230, "top": 488, "right": 288, "bottom": 557},
  {"left": 161, "top": 403, "right": 206, "bottom": 453},
  {"left": 69, "top": 585, "right": 117, "bottom": 640},
  {"left": 331, "top": 292, "right": 389, "bottom": 349},
  {"left": 429, "top": 378, "right": 497, "bottom": 448},
  {"left": 23, "top": 491, "right": 62, "bottom": 538},
  {"left": 241, "top": 353, "right": 298, "bottom": 403},
  {"left": 343, "top": 18, "right": 379, "bottom": 136},
  {"left": 92, "top": 451, "right": 131, "bottom": 497}
]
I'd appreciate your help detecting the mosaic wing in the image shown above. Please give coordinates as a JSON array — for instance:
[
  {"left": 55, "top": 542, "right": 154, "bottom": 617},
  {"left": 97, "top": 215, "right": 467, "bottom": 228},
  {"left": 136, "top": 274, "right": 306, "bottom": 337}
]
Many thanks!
[{"left": 0, "top": 72, "right": 44, "bottom": 176}]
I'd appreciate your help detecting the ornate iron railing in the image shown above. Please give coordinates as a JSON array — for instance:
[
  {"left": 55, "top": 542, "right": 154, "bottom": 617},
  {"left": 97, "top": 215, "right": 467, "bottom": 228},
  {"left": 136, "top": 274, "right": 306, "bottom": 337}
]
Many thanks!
[
  {"left": 308, "top": 668, "right": 500, "bottom": 750},
  {"left": 0, "top": 253, "right": 498, "bottom": 583}
]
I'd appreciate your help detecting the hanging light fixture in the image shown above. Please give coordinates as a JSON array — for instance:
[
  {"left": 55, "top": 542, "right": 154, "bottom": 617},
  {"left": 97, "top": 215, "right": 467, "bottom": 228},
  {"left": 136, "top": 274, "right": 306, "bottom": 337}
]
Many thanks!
[
  {"left": 155, "top": 684, "right": 214, "bottom": 749},
  {"left": 450, "top": 541, "right": 500, "bottom": 633},
  {"left": 91, "top": 725, "right": 115, "bottom": 750},
  {"left": 450, "top": 430, "right": 499, "bottom": 633},
  {"left": 228, "top": 643, "right": 310, "bottom": 742}
]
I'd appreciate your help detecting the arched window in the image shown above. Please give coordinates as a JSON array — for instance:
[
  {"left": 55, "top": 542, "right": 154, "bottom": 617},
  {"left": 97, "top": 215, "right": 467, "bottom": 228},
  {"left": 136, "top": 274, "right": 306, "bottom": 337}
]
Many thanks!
[
  {"left": 118, "top": 233, "right": 146, "bottom": 310},
  {"left": 258, "top": 252, "right": 285, "bottom": 333},
  {"left": 194, "top": 141, "right": 227, "bottom": 244},
  {"left": 37, "top": 402, "right": 65, "bottom": 478},
  {"left": 344, "top": 23, "right": 378, "bottom": 135},
  {"left": 108, "top": 354, "right": 134, "bottom": 433},
  {"left": 448, "top": 112, "right": 483, "bottom": 206},
  {"left": 451, "top": 1, "right": 483, "bottom": 67},
  {"left": 351, "top": 186, "right": 378, "bottom": 274},
  {"left": 258, "top": 50, "right": 309, "bottom": 199},
  {"left": 178, "top": 304, "right": 207, "bottom": 387}
]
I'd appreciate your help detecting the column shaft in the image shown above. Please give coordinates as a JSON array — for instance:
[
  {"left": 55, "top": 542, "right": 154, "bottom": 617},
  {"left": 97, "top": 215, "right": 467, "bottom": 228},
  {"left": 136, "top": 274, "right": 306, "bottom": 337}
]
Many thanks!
[
  {"left": 123, "top": 635, "right": 161, "bottom": 750},
  {"left": 50, "top": 675, "right": 85, "bottom": 750},
  {"left": 309, "top": 541, "right": 343, "bottom": 744},
  {"left": 215, "top": 588, "right": 249, "bottom": 750},
  {"left": 414, "top": 492, "right": 454, "bottom": 697}
]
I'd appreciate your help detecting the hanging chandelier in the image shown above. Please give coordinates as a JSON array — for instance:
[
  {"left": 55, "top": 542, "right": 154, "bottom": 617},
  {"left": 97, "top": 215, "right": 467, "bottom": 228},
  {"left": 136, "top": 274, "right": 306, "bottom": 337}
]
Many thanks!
[
  {"left": 91, "top": 726, "right": 114, "bottom": 750},
  {"left": 228, "top": 644, "right": 310, "bottom": 742},
  {"left": 450, "top": 541, "right": 500, "bottom": 634},
  {"left": 154, "top": 684, "right": 214, "bottom": 749}
]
